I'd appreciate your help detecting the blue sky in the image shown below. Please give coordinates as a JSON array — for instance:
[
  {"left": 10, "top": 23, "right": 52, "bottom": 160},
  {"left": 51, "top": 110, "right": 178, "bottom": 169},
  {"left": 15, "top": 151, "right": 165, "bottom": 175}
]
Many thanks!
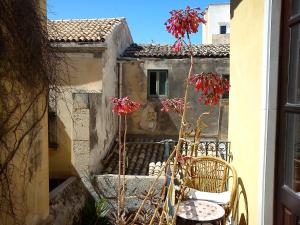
[{"left": 47, "top": 0, "right": 229, "bottom": 44}]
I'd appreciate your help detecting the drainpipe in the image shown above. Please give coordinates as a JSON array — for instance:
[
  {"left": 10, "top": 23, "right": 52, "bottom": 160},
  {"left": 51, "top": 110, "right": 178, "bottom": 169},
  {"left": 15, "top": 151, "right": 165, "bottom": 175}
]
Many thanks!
[
  {"left": 117, "top": 61, "right": 123, "bottom": 136},
  {"left": 118, "top": 62, "right": 123, "bottom": 98}
]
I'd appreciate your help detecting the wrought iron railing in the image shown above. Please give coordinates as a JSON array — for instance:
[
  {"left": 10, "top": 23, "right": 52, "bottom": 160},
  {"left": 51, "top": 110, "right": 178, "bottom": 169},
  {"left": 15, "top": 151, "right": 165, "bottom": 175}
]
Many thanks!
[
  {"left": 181, "top": 141, "right": 232, "bottom": 162},
  {"left": 159, "top": 139, "right": 232, "bottom": 163}
]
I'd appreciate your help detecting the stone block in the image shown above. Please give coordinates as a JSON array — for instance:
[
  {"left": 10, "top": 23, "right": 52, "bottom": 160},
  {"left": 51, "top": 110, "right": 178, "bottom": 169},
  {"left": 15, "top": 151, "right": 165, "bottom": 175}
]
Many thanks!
[
  {"left": 73, "top": 151, "right": 89, "bottom": 166},
  {"left": 43, "top": 177, "right": 89, "bottom": 225},
  {"left": 73, "top": 93, "right": 89, "bottom": 109},
  {"left": 73, "top": 140, "right": 89, "bottom": 155},
  {"left": 73, "top": 109, "right": 90, "bottom": 141},
  {"left": 96, "top": 174, "right": 164, "bottom": 211}
]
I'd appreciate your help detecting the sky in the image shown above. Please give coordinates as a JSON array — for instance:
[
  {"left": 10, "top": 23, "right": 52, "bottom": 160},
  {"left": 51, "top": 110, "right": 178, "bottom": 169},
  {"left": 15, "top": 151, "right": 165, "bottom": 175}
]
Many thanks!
[{"left": 47, "top": 0, "right": 229, "bottom": 44}]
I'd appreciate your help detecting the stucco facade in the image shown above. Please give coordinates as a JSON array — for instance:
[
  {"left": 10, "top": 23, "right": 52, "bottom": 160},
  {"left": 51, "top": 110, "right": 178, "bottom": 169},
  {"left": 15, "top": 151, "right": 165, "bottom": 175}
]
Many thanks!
[
  {"left": 120, "top": 57, "right": 229, "bottom": 139},
  {"left": 0, "top": 1, "right": 50, "bottom": 225},
  {"left": 229, "top": 0, "right": 275, "bottom": 225},
  {"left": 202, "top": 3, "right": 230, "bottom": 44},
  {"left": 48, "top": 19, "right": 133, "bottom": 178}
]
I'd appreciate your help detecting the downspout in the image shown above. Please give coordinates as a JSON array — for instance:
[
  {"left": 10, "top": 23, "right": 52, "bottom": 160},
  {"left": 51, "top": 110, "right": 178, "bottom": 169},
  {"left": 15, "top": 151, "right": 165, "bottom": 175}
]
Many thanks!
[
  {"left": 117, "top": 61, "right": 123, "bottom": 136},
  {"left": 118, "top": 62, "right": 123, "bottom": 99}
]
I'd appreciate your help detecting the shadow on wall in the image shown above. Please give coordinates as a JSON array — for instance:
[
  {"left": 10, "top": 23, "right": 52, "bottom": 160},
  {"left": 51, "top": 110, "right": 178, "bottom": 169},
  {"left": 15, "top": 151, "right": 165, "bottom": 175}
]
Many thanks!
[
  {"left": 49, "top": 115, "right": 72, "bottom": 179},
  {"left": 230, "top": 0, "right": 243, "bottom": 19},
  {"left": 232, "top": 177, "right": 249, "bottom": 225}
]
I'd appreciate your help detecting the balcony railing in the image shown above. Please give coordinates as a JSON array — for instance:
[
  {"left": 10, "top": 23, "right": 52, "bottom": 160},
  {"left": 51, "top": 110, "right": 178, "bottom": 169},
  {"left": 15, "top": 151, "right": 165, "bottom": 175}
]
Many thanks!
[{"left": 181, "top": 140, "right": 232, "bottom": 162}]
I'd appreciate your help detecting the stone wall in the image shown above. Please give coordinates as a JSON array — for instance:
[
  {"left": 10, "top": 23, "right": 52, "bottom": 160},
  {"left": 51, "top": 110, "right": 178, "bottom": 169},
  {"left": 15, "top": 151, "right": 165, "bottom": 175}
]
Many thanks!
[
  {"left": 212, "top": 34, "right": 230, "bottom": 44},
  {"left": 43, "top": 177, "right": 90, "bottom": 225},
  {"left": 95, "top": 175, "right": 164, "bottom": 211},
  {"left": 122, "top": 57, "right": 229, "bottom": 139},
  {"left": 88, "top": 20, "right": 133, "bottom": 173},
  {"left": 44, "top": 175, "right": 164, "bottom": 224}
]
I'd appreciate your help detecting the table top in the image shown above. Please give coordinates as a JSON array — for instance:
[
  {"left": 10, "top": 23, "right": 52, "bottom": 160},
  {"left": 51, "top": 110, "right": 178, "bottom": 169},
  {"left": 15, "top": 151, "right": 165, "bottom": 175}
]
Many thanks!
[{"left": 176, "top": 200, "right": 225, "bottom": 222}]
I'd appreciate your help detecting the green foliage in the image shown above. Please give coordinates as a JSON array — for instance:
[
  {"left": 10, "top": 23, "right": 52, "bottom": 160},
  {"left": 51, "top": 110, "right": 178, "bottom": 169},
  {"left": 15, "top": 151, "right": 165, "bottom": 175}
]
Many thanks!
[
  {"left": 95, "top": 198, "right": 110, "bottom": 218},
  {"left": 76, "top": 197, "right": 111, "bottom": 225}
]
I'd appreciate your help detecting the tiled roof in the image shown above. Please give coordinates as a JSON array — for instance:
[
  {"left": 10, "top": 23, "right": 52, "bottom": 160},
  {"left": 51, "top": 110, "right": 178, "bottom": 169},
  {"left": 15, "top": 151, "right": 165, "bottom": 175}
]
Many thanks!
[
  {"left": 101, "top": 136, "right": 175, "bottom": 176},
  {"left": 121, "top": 43, "right": 230, "bottom": 58},
  {"left": 102, "top": 136, "right": 231, "bottom": 176},
  {"left": 48, "top": 18, "right": 125, "bottom": 43}
]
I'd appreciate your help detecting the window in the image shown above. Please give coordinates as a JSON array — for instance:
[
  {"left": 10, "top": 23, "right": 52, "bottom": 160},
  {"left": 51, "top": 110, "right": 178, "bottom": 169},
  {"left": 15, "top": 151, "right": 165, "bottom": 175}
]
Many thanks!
[
  {"left": 148, "top": 70, "right": 168, "bottom": 97},
  {"left": 48, "top": 89, "right": 58, "bottom": 149},
  {"left": 222, "top": 74, "right": 230, "bottom": 99},
  {"left": 220, "top": 25, "right": 227, "bottom": 34},
  {"left": 48, "top": 111, "right": 58, "bottom": 148}
]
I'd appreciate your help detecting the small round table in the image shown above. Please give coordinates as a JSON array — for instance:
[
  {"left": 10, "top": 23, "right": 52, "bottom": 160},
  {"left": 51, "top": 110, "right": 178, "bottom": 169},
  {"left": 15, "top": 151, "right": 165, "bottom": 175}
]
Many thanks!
[{"left": 176, "top": 200, "right": 225, "bottom": 225}]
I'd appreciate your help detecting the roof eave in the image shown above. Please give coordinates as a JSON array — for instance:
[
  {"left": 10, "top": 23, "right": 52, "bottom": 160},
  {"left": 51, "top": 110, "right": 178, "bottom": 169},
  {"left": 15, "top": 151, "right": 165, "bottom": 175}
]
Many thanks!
[
  {"left": 118, "top": 55, "right": 229, "bottom": 61},
  {"left": 50, "top": 42, "right": 107, "bottom": 53}
]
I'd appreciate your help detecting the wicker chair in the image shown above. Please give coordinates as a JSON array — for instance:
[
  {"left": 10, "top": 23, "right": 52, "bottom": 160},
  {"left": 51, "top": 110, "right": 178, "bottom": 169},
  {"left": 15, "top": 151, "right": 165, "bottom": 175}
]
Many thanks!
[{"left": 181, "top": 156, "right": 238, "bottom": 225}]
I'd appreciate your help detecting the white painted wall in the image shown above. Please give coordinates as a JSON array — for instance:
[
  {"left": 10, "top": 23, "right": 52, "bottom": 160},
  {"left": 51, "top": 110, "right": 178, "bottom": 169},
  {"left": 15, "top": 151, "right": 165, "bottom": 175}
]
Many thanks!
[{"left": 202, "top": 3, "right": 230, "bottom": 44}]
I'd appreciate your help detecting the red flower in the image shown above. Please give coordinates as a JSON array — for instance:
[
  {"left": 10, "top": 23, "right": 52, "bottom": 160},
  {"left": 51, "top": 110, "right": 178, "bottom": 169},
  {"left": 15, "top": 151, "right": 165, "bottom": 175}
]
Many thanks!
[
  {"left": 189, "top": 73, "right": 230, "bottom": 106},
  {"left": 165, "top": 6, "right": 206, "bottom": 41},
  {"left": 111, "top": 96, "right": 141, "bottom": 115},
  {"left": 176, "top": 153, "right": 191, "bottom": 163},
  {"left": 172, "top": 39, "right": 183, "bottom": 53},
  {"left": 161, "top": 98, "right": 191, "bottom": 115}
]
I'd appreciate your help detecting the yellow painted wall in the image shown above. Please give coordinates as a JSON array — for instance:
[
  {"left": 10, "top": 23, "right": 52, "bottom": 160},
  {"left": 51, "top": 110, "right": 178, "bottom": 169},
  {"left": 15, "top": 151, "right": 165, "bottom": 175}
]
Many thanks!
[
  {"left": 49, "top": 52, "right": 103, "bottom": 178},
  {"left": 0, "top": 1, "right": 50, "bottom": 223},
  {"left": 229, "top": 0, "right": 264, "bottom": 224},
  {"left": 26, "top": 94, "right": 49, "bottom": 224},
  {"left": 25, "top": 0, "right": 49, "bottom": 223}
]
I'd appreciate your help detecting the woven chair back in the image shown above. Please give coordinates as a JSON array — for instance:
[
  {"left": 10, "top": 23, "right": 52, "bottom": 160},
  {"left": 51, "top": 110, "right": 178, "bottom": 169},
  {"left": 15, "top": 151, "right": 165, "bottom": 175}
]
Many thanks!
[{"left": 184, "top": 156, "right": 233, "bottom": 193}]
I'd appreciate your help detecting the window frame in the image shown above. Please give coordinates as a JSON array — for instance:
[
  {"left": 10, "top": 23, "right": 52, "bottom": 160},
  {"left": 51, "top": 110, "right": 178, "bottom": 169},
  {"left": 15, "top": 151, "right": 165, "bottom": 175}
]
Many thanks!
[
  {"left": 48, "top": 111, "right": 58, "bottom": 149},
  {"left": 147, "top": 69, "right": 169, "bottom": 98},
  {"left": 220, "top": 25, "right": 227, "bottom": 34},
  {"left": 221, "top": 74, "right": 230, "bottom": 100}
]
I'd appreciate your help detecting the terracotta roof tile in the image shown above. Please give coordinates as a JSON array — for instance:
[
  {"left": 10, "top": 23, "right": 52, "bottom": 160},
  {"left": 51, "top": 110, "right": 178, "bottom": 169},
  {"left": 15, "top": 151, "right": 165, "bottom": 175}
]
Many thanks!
[
  {"left": 122, "top": 43, "right": 230, "bottom": 58},
  {"left": 48, "top": 18, "right": 125, "bottom": 43},
  {"left": 101, "top": 136, "right": 174, "bottom": 176},
  {"left": 101, "top": 136, "right": 231, "bottom": 176}
]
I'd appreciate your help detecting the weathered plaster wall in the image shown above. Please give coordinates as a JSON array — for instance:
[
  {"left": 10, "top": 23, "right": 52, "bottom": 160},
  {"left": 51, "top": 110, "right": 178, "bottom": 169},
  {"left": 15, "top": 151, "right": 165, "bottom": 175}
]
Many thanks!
[
  {"left": 89, "top": 20, "right": 133, "bottom": 173},
  {"left": 49, "top": 20, "right": 133, "bottom": 177},
  {"left": 122, "top": 58, "right": 229, "bottom": 139},
  {"left": 49, "top": 51, "right": 104, "bottom": 178}
]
